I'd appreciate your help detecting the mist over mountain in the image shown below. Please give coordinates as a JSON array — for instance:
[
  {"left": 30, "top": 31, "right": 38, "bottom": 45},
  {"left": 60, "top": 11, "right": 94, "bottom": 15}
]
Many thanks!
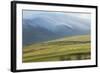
[{"left": 23, "top": 11, "right": 91, "bottom": 45}]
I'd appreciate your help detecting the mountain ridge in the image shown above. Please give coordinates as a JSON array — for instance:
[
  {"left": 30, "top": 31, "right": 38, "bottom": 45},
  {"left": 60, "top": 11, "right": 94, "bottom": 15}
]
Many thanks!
[{"left": 23, "top": 13, "right": 90, "bottom": 45}]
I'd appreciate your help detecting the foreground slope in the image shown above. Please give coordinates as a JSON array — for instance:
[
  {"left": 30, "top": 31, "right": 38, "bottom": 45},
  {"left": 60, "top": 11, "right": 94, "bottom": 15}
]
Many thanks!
[{"left": 23, "top": 35, "right": 91, "bottom": 63}]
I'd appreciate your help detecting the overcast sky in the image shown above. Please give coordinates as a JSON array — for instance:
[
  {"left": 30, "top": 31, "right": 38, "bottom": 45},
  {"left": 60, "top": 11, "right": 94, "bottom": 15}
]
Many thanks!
[{"left": 23, "top": 10, "right": 91, "bottom": 20}]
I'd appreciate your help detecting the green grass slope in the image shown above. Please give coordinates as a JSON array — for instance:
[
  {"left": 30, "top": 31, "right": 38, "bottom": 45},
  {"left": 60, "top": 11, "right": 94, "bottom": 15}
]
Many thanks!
[{"left": 23, "top": 35, "right": 91, "bottom": 63}]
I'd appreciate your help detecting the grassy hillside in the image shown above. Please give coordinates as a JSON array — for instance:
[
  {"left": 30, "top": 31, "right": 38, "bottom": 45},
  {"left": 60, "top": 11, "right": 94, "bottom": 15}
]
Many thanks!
[{"left": 22, "top": 35, "right": 91, "bottom": 63}]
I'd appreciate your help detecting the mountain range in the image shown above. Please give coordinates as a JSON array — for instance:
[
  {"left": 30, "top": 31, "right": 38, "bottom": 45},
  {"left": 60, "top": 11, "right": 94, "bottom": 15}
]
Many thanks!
[{"left": 22, "top": 12, "right": 91, "bottom": 45}]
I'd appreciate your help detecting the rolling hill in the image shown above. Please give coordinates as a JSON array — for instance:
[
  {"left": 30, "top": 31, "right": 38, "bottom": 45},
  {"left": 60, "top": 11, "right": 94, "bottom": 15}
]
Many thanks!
[{"left": 22, "top": 35, "right": 91, "bottom": 63}]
